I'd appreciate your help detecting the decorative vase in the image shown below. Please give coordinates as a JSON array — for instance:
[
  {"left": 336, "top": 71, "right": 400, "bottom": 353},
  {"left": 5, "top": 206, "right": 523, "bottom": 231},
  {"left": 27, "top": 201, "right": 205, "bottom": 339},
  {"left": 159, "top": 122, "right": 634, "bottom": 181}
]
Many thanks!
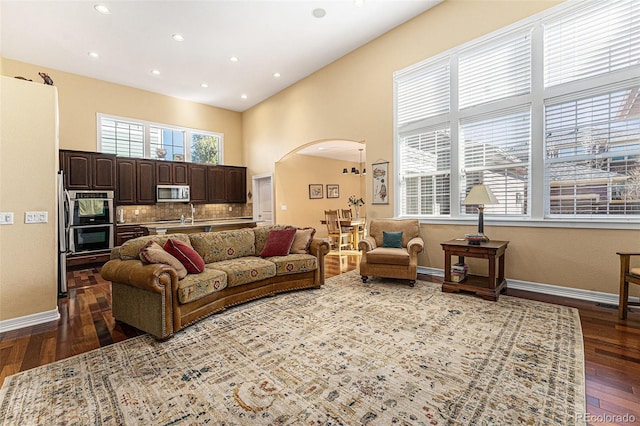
[{"left": 355, "top": 207, "right": 360, "bottom": 219}]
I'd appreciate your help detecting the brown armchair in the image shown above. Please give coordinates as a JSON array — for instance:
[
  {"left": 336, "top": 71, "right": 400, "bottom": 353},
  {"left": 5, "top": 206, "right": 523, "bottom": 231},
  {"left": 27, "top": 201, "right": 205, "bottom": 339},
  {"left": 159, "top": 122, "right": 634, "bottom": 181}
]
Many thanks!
[
  {"left": 617, "top": 251, "right": 640, "bottom": 320},
  {"left": 358, "top": 218, "right": 424, "bottom": 286}
]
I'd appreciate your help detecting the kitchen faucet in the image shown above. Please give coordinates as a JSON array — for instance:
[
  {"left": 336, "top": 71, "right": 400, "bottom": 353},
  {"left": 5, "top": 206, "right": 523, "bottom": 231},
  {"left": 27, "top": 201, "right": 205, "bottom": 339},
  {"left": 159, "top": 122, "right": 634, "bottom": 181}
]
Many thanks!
[{"left": 188, "top": 203, "right": 195, "bottom": 224}]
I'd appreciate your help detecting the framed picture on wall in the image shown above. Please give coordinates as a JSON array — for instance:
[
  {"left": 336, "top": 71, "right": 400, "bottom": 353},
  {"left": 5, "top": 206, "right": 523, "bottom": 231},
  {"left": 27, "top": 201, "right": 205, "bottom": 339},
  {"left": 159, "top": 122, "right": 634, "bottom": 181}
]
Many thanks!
[
  {"left": 309, "top": 184, "right": 323, "bottom": 199},
  {"left": 326, "top": 184, "right": 339, "bottom": 199},
  {"left": 372, "top": 161, "right": 389, "bottom": 204}
]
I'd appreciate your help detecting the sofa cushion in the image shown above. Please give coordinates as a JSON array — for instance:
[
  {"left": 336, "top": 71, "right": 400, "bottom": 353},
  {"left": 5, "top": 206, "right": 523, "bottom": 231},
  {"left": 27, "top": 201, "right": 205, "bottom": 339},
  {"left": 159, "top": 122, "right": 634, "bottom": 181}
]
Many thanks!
[
  {"left": 260, "top": 228, "right": 297, "bottom": 257},
  {"left": 253, "top": 225, "right": 288, "bottom": 255},
  {"left": 119, "top": 233, "right": 192, "bottom": 260},
  {"left": 208, "top": 257, "right": 276, "bottom": 287},
  {"left": 290, "top": 227, "right": 316, "bottom": 254},
  {"left": 365, "top": 247, "right": 411, "bottom": 265},
  {"left": 177, "top": 268, "right": 227, "bottom": 304},
  {"left": 139, "top": 241, "right": 187, "bottom": 279},
  {"left": 369, "top": 219, "right": 420, "bottom": 248},
  {"left": 190, "top": 229, "right": 256, "bottom": 263},
  {"left": 264, "top": 253, "right": 317, "bottom": 276},
  {"left": 164, "top": 238, "right": 205, "bottom": 274}
]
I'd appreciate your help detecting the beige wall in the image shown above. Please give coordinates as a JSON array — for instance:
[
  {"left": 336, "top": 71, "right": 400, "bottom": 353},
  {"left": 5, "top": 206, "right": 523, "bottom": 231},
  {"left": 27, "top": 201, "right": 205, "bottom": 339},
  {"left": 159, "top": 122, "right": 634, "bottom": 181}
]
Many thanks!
[
  {"left": 275, "top": 154, "right": 365, "bottom": 237},
  {"left": 0, "top": 76, "right": 59, "bottom": 321},
  {"left": 1, "top": 58, "right": 244, "bottom": 165},
  {"left": 242, "top": 0, "right": 640, "bottom": 296}
]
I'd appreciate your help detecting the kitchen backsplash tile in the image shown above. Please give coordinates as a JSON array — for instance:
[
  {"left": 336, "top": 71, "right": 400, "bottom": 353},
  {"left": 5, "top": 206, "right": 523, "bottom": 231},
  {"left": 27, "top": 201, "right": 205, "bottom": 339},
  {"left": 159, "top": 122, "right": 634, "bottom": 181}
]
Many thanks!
[{"left": 117, "top": 203, "right": 252, "bottom": 224}]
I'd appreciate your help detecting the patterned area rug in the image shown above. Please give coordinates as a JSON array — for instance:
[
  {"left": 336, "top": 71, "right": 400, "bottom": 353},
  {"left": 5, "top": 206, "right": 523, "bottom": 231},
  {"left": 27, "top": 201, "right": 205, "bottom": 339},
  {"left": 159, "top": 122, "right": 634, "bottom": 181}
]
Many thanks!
[{"left": 0, "top": 271, "right": 585, "bottom": 425}]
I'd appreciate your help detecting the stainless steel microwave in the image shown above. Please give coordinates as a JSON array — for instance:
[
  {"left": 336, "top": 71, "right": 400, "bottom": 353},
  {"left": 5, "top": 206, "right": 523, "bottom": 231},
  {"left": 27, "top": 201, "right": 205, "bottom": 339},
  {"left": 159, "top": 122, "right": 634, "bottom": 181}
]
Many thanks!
[{"left": 157, "top": 185, "right": 190, "bottom": 203}]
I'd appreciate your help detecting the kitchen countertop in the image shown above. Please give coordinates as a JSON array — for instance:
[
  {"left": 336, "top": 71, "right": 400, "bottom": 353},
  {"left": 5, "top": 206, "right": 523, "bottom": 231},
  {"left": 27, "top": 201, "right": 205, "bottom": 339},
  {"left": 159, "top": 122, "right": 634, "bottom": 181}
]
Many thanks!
[{"left": 136, "top": 217, "right": 257, "bottom": 234}]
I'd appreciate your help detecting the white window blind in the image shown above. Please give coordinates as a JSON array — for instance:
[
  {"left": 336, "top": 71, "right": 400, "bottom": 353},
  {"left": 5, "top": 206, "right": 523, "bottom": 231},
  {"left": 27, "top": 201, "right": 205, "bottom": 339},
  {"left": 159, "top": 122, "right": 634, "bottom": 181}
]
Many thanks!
[
  {"left": 545, "top": 84, "right": 640, "bottom": 217},
  {"left": 99, "top": 117, "right": 144, "bottom": 158},
  {"left": 99, "top": 114, "right": 223, "bottom": 164},
  {"left": 399, "top": 125, "right": 451, "bottom": 215},
  {"left": 459, "top": 30, "right": 531, "bottom": 109},
  {"left": 396, "top": 60, "right": 449, "bottom": 128},
  {"left": 460, "top": 109, "right": 531, "bottom": 215},
  {"left": 544, "top": 0, "right": 640, "bottom": 87}
]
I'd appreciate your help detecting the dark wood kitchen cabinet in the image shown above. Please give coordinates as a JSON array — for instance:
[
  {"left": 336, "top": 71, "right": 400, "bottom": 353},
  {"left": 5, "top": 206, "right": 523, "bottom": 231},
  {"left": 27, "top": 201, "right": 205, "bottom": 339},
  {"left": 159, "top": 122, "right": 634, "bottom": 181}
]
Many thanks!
[
  {"left": 225, "top": 166, "right": 247, "bottom": 203},
  {"left": 137, "top": 160, "right": 156, "bottom": 204},
  {"left": 116, "top": 224, "right": 145, "bottom": 246},
  {"left": 115, "top": 158, "right": 136, "bottom": 204},
  {"left": 156, "top": 161, "right": 188, "bottom": 185},
  {"left": 61, "top": 150, "right": 116, "bottom": 190},
  {"left": 116, "top": 158, "right": 156, "bottom": 205},
  {"left": 189, "top": 164, "right": 208, "bottom": 203},
  {"left": 207, "top": 165, "right": 226, "bottom": 203}
]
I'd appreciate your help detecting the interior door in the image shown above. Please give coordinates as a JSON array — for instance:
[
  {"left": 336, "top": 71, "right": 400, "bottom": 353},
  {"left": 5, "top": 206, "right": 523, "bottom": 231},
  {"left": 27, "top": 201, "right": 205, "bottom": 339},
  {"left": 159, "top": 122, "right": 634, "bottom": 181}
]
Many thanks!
[{"left": 254, "top": 175, "right": 273, "bottom": 225}]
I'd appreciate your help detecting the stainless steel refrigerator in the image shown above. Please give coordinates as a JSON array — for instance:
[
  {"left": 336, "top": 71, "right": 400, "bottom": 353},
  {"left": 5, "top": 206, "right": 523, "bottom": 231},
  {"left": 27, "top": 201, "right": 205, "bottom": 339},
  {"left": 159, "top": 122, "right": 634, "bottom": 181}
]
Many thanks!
[{"left": 57, "top": 170, "right": 68, "bottom": 296}]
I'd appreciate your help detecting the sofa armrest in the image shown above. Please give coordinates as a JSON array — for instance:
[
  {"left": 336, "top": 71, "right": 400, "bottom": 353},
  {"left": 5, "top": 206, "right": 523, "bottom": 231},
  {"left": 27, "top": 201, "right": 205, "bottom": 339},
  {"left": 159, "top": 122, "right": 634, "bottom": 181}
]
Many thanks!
[
  {"left": 100, "top": 259, "right": 179, "bottom": 293},
  {"left": 359, "top": 236, "right": 377, "bottom": 252},
  {"left": 309, "top": 238, "right": 330, "bottom": 257},
  {"left": 407, "top": 237, "right": 424, "bottom": 256}
]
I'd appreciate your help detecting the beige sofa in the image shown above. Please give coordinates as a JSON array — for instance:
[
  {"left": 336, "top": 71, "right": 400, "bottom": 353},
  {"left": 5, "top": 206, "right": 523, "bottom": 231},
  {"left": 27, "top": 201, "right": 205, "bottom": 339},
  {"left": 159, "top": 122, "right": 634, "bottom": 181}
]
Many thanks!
[
  {"left": 101, "top": 226, "right": 329, "bottom": 339},
  {"left": 358, "top": 218, "right": 424, "bottom": 286}
]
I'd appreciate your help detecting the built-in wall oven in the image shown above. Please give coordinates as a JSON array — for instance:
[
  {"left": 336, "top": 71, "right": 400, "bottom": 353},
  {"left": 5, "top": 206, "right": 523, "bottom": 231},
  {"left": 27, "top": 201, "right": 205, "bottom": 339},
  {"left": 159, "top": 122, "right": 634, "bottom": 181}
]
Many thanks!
[{"left": 66, "top": 190, "right": 114, "bottom": 254}]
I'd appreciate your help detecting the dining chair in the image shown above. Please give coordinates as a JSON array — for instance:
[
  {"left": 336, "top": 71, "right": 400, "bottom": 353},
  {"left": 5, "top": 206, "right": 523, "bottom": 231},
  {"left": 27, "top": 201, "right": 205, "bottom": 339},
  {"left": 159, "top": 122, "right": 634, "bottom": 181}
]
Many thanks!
[
  {"left": 341, "top": 208, "right": 365, "bottom": 248},
  {"left": 617, "top": 251, "right": 640, "bottom": 320},
  {"left": 324, "top": 209, "right": 352, "bottom": 253}
]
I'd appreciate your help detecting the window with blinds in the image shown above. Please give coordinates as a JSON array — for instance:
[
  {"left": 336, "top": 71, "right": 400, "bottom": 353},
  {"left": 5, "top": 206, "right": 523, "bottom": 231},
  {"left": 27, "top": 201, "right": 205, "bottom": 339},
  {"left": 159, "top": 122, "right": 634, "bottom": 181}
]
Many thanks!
[
  {"left": 399, "top": 125, "right": 451, "bottom": 215},
  {"left": 545, "top": 84, "right": 640, "bottom": 217},
  {"left": 459, "top": 30, "right": 531, "bottom": 109},
  {"left": 396, "top": 60, "right": 449, "bottom": 128},
  {"left": 461, "top": 109, "right": 530, "bottom": 216},
  {"left": 98, "top": 114, "right": 223, "bottom": 164},
  {"left": 544, "top": 0, "right": 640, "bottom": 87},
  {"left": 394, "top": 0, "right": 640, "bottom": 223},
  {"left": 99, "top": 117, "right": 144, "bottom": 158}
]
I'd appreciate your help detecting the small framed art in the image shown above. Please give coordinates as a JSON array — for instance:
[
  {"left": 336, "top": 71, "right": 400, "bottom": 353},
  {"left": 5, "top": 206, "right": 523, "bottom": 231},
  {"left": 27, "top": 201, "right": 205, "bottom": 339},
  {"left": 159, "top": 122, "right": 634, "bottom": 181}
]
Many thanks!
[
  {"left": 309, "top": 184, "right": 323, "bottom": 199},
  {"left": 372, "top": 161, "right": 389, "bottom": 204},
  {"left": 326, "top": 184, "right": 339, "bottom": 199}
]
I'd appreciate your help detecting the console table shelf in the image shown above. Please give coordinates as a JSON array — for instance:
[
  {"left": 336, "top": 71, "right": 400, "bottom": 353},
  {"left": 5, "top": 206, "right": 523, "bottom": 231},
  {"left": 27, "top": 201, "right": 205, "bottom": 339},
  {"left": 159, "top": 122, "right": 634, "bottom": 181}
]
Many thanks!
[{"left": 440, "top": 239, "right": 509, "bottom": 301}]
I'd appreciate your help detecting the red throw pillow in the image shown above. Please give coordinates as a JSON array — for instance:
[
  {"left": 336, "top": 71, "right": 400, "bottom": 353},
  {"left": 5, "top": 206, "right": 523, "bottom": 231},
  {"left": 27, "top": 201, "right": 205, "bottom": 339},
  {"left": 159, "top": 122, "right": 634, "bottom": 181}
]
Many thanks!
[
  {"left": 164, "top": 238, "right": 205, "bottom": 274},
  {"left": 260, "top": 228, "right": 297, "bottom": 258}
]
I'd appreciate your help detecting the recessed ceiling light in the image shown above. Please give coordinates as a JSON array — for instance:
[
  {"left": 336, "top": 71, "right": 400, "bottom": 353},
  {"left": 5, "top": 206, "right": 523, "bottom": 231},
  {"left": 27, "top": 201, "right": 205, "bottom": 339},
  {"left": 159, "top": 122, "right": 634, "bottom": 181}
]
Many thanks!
[
  {"left": 201, "top": 83, "right": 208, "bottom": 88},
  {"left": 273, "top": 72, "right": 281, "bottom": 78},
  {"left": 151, "top": 69, "right": 161, "bottom": 75},
  {"left": 312, "top": 8, "right": 326, "bottom": 18},
  {"left": 94, "top": 4, "right": 110, "bottom": 15},
  {"left": 240, "top": 94, "right": 248, "bottom": 100},
  {"left": 172, "top": 33, "right": 184, "bottom": 42},
  {"left": 88, "top": 52, "right": 100, "bottom": 59},
  {"left": 229, "top": 56, "right": 239, "bottom": 63}
]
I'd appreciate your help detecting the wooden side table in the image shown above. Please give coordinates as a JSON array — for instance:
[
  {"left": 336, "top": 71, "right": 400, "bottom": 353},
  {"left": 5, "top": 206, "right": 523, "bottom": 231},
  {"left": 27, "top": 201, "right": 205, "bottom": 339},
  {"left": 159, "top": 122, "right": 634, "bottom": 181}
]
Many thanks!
[{"left": 440, "top": 239, "right": 509, "bottom": 301}]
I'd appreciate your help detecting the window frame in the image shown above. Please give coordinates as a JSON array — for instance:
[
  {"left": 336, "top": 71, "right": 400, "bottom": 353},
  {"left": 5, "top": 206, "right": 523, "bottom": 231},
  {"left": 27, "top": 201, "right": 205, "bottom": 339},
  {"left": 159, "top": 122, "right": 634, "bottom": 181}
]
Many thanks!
[
  {"left": 393, "top": 0, "right": 640, "bottom": 230},
  {"left": 97, "top": 113, "right": 224, "bottom": 165}
]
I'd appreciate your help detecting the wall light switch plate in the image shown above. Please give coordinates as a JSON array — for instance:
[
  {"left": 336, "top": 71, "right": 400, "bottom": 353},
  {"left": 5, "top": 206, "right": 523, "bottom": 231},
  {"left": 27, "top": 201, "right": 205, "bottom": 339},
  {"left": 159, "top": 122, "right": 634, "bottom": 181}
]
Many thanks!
[
  {"left": 25, "top": 211, "right": 48, "bottom": 223},
  {"left": 0, "top": 212, "right": 14, "bottom": 225}
]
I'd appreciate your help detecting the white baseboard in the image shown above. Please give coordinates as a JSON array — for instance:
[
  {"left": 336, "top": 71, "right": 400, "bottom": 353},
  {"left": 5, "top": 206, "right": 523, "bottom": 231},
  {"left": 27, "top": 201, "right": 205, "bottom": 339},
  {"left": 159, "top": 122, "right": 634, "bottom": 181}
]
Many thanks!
[
  {"left": 417, "top": 266, "right": 639, "bottom": 306},
  {"left": 0, "top": 308, "right": 60, "bottom": 333}
]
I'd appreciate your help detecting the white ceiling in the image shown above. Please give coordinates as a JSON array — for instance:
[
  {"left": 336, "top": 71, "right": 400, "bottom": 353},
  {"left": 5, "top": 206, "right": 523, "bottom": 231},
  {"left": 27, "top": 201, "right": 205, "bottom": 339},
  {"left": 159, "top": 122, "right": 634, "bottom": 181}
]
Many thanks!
[
  {"left": 297, "top": 140, "right": 365, "bottom": 163},
  {"left": 0, "top": 0, "right": 440, "bottom": 113}
]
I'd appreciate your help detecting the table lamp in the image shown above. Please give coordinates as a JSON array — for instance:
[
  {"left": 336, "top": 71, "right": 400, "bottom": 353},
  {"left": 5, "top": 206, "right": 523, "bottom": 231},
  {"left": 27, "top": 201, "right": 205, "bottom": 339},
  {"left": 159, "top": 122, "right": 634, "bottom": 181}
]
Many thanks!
[{"left": 462, "top": 184, "right": 498, "bottom": 243}]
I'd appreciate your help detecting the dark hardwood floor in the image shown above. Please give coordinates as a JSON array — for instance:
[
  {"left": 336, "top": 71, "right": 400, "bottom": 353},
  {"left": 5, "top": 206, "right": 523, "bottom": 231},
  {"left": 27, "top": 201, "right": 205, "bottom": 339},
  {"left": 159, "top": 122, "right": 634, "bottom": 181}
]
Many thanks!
[{"left": 1, "top": 254, "right": 639, "bottom": 425}]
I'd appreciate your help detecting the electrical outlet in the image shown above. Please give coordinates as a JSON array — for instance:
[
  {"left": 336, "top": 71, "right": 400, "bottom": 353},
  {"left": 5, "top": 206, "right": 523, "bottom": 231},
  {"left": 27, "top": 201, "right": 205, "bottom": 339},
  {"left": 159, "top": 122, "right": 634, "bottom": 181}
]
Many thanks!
[
  {"left": 229, "top": 206, "right": 233, "bottom": 212},
  {"left": 0, "top": 212, "right": 14, "bottom": 225},
  {"left": 134, "top": 209, "right": 140, "bottom": 215}
]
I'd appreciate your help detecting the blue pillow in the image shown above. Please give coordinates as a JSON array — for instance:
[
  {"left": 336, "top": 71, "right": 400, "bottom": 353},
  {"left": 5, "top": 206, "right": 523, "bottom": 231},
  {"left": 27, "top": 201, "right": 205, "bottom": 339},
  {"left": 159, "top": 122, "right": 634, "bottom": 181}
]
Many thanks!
[{"left": 382, "top": 231, "right": 403, "bottom": 248}]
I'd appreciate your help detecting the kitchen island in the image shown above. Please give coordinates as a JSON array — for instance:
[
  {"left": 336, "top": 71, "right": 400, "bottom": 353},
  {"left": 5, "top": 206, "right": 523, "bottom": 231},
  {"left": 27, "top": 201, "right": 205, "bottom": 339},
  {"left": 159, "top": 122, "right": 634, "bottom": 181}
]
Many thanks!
[{"left": 140, "top": 218, "right": 257, "bottom": 235}]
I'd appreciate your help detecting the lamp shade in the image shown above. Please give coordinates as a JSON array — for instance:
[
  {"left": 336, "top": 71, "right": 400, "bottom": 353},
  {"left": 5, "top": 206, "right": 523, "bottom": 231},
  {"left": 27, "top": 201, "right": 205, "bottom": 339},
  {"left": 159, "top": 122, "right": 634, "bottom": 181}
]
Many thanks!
[{"left": 462, "top": 184, "right": 499, "bottom": 206}]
